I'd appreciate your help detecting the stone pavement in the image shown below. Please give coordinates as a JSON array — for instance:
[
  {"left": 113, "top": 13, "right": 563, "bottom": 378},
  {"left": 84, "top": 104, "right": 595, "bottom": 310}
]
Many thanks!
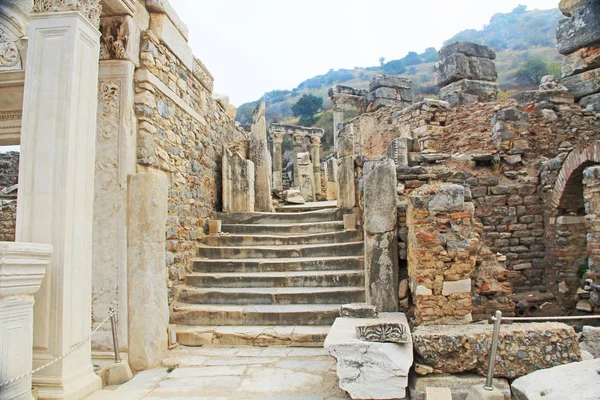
[{"left": 86, "top": 346, "right": 350, "bottom": 400}]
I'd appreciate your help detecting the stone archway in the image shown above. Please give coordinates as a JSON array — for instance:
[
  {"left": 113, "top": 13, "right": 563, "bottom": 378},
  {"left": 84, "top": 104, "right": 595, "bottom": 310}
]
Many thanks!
[{"left": 545, "top": 142, "right": 600, "bottom": 309}]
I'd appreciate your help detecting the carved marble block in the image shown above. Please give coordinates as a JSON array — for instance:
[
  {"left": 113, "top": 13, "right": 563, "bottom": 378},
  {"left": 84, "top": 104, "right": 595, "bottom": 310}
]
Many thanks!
[{"left": 356, "top": 322, "right": 410, "bottom": 344}]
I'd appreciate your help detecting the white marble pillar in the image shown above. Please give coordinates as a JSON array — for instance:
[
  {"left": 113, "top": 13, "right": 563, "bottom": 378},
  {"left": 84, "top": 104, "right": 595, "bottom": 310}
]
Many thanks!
[
  {"left": 16, "top": 3, "right": 102, "bottom": 399},
  {"left": 292, "top": 134, "right": 303, "bottom": 188},
  {"left": 92, "top": 60, "right": 136, "bottom": 356},
  {"left": 0, "top": 242, "right": 52, "bottom": 400},
  {"left": 333, "top": 106, "right": 344, "bottom": 152},
  {"left": 272, "top": 132, "right": 283, "bottom": 193},
  {"left": 309, "top": 135, "right": 322, "bottom": 196}
]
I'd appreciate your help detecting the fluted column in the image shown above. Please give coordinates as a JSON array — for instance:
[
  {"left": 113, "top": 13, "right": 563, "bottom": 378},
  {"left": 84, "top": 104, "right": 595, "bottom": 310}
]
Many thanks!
[
  {"left": 17, "top": 1, "right": 103, "bottom": 398},
  {"left": 272, "top": 132, "right": 284, "bottom": 193},
  {"left": 292, "top": 134, "right": 303, "bottom": 187},
  {"left": 309, "top": 135, "right": 322, "bottom": 196}
]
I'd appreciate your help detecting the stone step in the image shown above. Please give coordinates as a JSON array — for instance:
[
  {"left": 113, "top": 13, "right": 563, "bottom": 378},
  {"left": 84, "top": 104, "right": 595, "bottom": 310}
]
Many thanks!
[
  {"left": 199, "top": 230, "right": 363, "bottom": 246},
  {"left": 216, "top": 208, "right": 347, "bottom": 224},
  {"left": 222, "top": 221, "right": 344, "bottom": 235},
  {"left": 171, "top": 303, "right": 343, "bottom": 326},
  {"left": 197, "top": 241, "right": 364, "bottom": 259},
  {"left": 185, "top": 270, "right": 365, "bottom": 288},
  {"left": 175, "top": 325, "right": 331, "bottom": 347},
  {"left": 192, "top": 256, "right": 364, "bottom": 273},
  {"left": 177, "top": 286, "right": 365, "bottom": 305},
  {"left": 275, "top": 200, "right": 338, "bottom": 213}
]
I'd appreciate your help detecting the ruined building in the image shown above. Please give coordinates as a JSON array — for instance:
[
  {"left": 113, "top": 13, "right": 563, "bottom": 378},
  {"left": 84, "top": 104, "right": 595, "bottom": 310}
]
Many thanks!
[{"left": 0, "top": 0, "right": 599, "bottom": 399}]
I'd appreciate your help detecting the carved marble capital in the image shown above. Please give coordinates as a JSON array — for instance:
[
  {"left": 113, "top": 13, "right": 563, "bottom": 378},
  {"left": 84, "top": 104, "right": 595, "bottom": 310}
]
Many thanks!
[
  {"left": 292, "top": 134, "right": 304, "bottom": 145},
  {"left": 32, "top": 0, "right": 102, "bottom": 28},
  {"left": 99, "top": 16, "right": 140, "bottom": 65},
  {"left": 309, "top": 135, "right": 321, "bottom": 147},
  {"left": 271, "top": 132, "right": 284, "bottom": 144}
]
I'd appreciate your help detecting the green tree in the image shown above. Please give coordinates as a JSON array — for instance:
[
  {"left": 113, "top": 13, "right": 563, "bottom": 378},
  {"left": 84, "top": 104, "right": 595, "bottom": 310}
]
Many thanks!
[
  {"left": 291, "top": 94, "right": 323, "bottom": 125},
  {"left": 515, "top": 57, "right": 548, "bottom": 86}
]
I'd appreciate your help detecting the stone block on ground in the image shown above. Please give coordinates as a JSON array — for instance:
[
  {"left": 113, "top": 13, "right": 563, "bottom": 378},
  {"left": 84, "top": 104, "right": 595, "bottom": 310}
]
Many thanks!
[
  {"left": 556, "top": 2, "right": 600, "bottom": 55},
  {"left": 324, "top": 313, "right": 413, "bottom": 400},
  {"left": 412, "top": 322, "right": 581, "bottom": 378},
  {"left": 510, "top": 89, "right": 575, "bottom": 105},
  {"left": 340, "top": 303, "right": 378, "bottom": 318},
  {"left": 410, "top": 374, "right": 511, "bottom": 400},
  {"left": 283, "top": 188, "right": 305, "bottom": 204},
  {"left": 580, "top": 325, "right": 600, "bottom": 358},
  {"left": 439, "top": 41, "right": 496, "bottom": 60},
  {"left": 562, "top": 67, "right": 600, "bottom": 100},
  {"left": 435, "top": 53, "right": 497, "bottom": 87},
  {"left": 511, "top": 359, "right": 600, "bottom": 400},
  {"left": 106, "top": 362, "right": 134, "bottom": 386},
  {"left": 440, "top": 79, "right": 498, "bottom": 105}
]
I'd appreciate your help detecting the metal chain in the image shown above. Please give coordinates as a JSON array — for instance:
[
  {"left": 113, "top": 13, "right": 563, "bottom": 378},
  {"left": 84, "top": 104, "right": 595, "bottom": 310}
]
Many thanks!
[{"left": 0, "top": 308, "right": 118, "bottom": 389}]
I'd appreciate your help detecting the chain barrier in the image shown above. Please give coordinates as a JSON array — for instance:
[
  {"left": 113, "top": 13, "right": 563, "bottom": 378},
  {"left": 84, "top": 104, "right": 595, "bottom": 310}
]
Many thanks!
[{"left": 0, "top": 308, "right": 118, "bottom": 389}]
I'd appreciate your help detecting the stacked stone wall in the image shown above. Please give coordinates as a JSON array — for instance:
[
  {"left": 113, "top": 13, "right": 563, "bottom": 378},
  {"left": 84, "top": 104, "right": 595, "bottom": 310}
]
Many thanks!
[
  {"left": 0, "top": 151, "right": 18, "bottom": 242},
  {"left": 134, "top": 31, "right": 247, "bottom": 291}
]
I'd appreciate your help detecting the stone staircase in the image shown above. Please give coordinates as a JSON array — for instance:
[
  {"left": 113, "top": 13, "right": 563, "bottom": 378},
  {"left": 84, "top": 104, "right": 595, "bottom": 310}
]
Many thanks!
[{"left": 172, "top": 204, "right": 365, "bottom": 346}]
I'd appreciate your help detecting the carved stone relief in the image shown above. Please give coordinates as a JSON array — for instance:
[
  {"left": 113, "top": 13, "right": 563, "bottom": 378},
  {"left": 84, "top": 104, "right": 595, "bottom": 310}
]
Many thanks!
[
  {"left": 99, "top": 16, "right": 139, "bottom": 65},
  {"left": 32, "top": 0, "right": 102, "bottom": 27},
  {"left": 193, "top": 57, "right": 214, "bottom": 93},
  {"left": 356, "top": 322, "right": 410, "bottom": 343}
]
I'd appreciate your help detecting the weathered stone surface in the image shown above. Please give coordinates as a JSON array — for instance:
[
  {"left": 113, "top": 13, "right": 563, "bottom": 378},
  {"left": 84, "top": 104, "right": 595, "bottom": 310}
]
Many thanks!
[
  {"left": 337, "top": 156, "right": 355, "bottom": 209},
  {"left": 511, "top": 359, "right": 600, "bottom": 400},
  {"left": 562, "top": 44, "right": 600, "bottom": 78},
  {"left": 440, "top": 79, "right": 498, "bottom": 105},
  {"left": 539, "top": 75, "right": 568, "bottom": 91},
  {"left": 340, "top": 303, "right": 378, "bottom": 318},
  {"left": 222, "top": 147, "right": 255, "bottom": 212},
  {"left": 410, "top": 374, "right": 511, "bottom": 400},
  {"left": 387, "top": 137, "right": 409, "bottom": 167},
  {"left": 250, "top": 101, "right": 274, "bottom": 212},
  {"left": 580, "top": 92, "right": 600, "bottom": 110},
  {"left": 369, "top": 75, "right": 412, "bottom": 91},
  {"left": 511, "top": 89, "right": 575, "bottom": 105},
  {"left": 580, "top": 325, "right": 600, "bottom": 358},
  {"left": 556, "top": 2, "right": 600, "bottom": 55},
  {"left": 365, "top": 231, "right": 399, "bottom": 312},
  {"left": 429, "top": 184, "right": 465, "bottom": 212},
  {"left": 435, "top": 53, "right": 497, "bottom": 87},
  {"left": 336, "top": 124, "right": 354, "bottom": 158},
  {"left": 283, "top": 188, "right": 305, "bottom": 204},
  {"left": 364, "top": 159, "right": 397, "bottom": 234},
  {"left": 372, "top": 86, "right": 413, "bottom": 101},
  {"left": 324, "top": 313, "right": 413, "bottom": 400},
  {"left": 562, "top": 67, "right": 600, "bottom": 100},
  {"left": 356, "top": 322, "right": 409, "bottom": 343},
  {"left": 128, "top": 173, "right": 169, "bottom": 372},
  {"left": 559, "top": 0, "right": 596, "bottom": 16},
  {"left": 412, "top": 322, "right": 581, "bottom": 378},
  {"left": 439, "top": 41, "right": 496, "bottom": 60}
]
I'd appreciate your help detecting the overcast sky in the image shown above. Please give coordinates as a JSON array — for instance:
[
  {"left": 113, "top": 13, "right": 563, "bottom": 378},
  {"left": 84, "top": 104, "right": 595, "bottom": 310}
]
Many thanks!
[{"left": 169, "top": 0, "right": 558, "bottom": 106}]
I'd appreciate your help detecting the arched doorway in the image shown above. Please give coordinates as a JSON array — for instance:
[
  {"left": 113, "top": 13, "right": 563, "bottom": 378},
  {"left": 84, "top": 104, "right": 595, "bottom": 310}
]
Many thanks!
[{"left": 545, "top": 142, "right": 600, "bottom": 310}]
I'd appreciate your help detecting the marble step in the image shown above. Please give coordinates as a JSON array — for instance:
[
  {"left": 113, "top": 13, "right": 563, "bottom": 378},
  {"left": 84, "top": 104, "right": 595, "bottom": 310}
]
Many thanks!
[
  {"left": 171, "top": 303, "right": 343, "bottom": 326},
  {"left": 222, "top": 221, "right": 344, "bottom": 235},
  {"left": 197, "top": 241, "right": 363, "bottom": 259},
  {"left": 199, "top": 230, "right": 363, "bottom": 247},
  {"left": 275, "top": 201, "right": 338, "bottom": 213},
  {"left": 216, "top": 208, "right": 346, "bottom": 224},
  {"left": 175, "top": 325, "right": 331, "bottom": 347},
  {"left": 192, "top": 256, "right": 364, "bottom": 273},
  {"left": 185, "top": 270, "right": 365, "bottom": 288},
  {"left": 177, "top": 286, "right": 365, "bottom": 305}
]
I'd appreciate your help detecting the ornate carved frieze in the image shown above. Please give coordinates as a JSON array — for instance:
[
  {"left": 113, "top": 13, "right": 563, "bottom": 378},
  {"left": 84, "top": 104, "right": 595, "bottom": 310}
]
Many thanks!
[
  {"left": 193, "top": 57, "right": 214, "bottom": 93},
  {"left": 32, "top": 0, "right": 102, "bottom": 28},
  {"left": 0, "top": 110, "right": 22, "bottom": 122},
  {"left": 0, "top": 28, "right": 20, "bottom": 70},
  {"left": 356, "top": 322, "right": 410, "bottom": 343}
]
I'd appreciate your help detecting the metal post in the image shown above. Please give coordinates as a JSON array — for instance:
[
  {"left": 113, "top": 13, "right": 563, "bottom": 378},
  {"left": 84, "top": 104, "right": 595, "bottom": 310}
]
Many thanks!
[
  {"left": 109, "top": 307, "right": 121, "bottom": 363},
  {"left": 484, "top": 310, "right": 502, "bottom": 390}
]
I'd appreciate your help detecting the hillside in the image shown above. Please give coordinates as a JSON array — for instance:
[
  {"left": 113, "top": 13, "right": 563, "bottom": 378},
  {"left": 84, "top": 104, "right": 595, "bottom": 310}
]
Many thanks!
[{"left": 236, "top": 6, "right": 564, "bottom": 150}]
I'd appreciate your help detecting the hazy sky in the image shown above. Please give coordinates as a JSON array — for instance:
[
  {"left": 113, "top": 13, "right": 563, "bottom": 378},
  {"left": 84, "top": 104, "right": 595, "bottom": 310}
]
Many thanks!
[{"left": 169, "top": 0, "right": 558, "bottom": 106}]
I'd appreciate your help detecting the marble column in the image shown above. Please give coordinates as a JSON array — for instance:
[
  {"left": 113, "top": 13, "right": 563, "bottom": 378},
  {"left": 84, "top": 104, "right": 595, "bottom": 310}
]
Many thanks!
[
  {"left": 309, "top": 135, "right": 322, "bottom": 196},
  {"left": 250, "top": 101, "right": 273, "bottom": 212},
  {"left": 0, "top": 243, "right": 52, "bottom": 400},
  {"left": 333, "top": 105, "right": 344, "bottom": 152},
  {"left": 16, "top": 3, "right": 103, "bottom": 398},
  {"left": 292, "top": 134, "right": 303, "bottom": 187},
  {"left": 92, "top": 59, "right": 136, "bottom": 356},
  {"left": 272, "top": 132, "right": 284, "bottom": 193}
]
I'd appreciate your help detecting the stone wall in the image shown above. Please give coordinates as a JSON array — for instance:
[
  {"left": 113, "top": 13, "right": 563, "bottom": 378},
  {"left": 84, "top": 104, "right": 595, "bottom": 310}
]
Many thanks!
[
  {"left": 134, "top": 30, "right": 247, "bottom": 292},
  {"left": 0, "top": 151, "right": 18, "bottom": 242}
]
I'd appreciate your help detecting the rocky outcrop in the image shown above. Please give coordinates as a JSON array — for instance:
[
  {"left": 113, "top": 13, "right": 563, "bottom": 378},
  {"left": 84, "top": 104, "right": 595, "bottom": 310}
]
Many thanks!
[
  {"left": 511, "top": 358, "right": 600, "bottom": 400},
  {"left": 412, "top": 322, "right": 581, "bottom": 378}
]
